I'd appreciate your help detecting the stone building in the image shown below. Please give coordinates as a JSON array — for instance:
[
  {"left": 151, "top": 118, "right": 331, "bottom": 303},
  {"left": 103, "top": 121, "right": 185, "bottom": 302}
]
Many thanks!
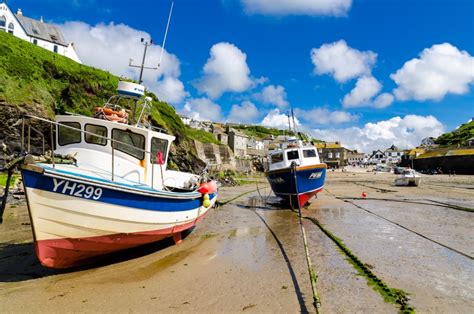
[
  {"left": 315, "top": 142, "right": 347, "bottom": 168},
  {"left": 228, "top": 129, "right": 249, "bottom": 157},
  {"left": 211, "top": 124, "right": 228, "bottom": 145},
  {"left": 0, "top": 2, "right": 81, "bottom": 63}
]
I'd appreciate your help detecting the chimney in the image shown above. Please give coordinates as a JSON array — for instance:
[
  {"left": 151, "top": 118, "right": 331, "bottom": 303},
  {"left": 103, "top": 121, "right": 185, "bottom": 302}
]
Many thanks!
[
  {"left": 40, "top": 16, "right": 44, "bottom": 23},
  {"left": 16, "top": 8, "right": 23, "bottom": 16}
]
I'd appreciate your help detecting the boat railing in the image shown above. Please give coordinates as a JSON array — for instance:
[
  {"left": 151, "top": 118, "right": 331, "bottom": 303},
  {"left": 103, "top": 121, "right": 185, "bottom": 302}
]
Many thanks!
[{"left": 21, "top": 114, "right": 165, "bottom": 189}]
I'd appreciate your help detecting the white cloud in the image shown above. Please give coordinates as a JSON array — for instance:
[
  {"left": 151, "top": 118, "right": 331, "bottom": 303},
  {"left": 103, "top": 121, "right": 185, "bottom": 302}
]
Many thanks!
[
  {"left": 391, "top": 43, "right": 474, "bottom": 101},
  {"left": 261, "top": 109, "right": 300, "bottom": 129},
  {"left": 151, "top": 77, "right": 189, "bottom": 105},
  {"left": 311, "top": 40, "right": 377, "bottom": 82},
  {"left": 59, "top": 21, "right": 187, "bottom": 104},
  {"left": 296, "top": 108, "right": 358, "bottom": 125},
  {"left": 241, "top": 0, "right": 352, "bottom": 17},
  {"left": 195, "top": 42, "right": 253, "bottom": 99},
  {"left": 342, "top": 76, "right": 382, "bottom": 108},
  {"left": 227, "top": 101, "right": 260, "bottom": 123},
  {"left": 311, "top": 115, "right": 445, "bottom": 153},
  {"left": 254, "top": 85, "right": 289, "bottom": 108},
  {"left": 182, "top": 98, "right": 222, "bottom": 122},
  {"left": 373, "top": 93, "right": 394, "bottom": 109}
]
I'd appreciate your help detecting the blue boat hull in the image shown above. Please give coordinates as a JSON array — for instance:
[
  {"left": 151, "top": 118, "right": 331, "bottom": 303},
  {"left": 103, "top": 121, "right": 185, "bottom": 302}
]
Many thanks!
[{"left": 266, "top": 164, "right": 326, "bottom": 207}]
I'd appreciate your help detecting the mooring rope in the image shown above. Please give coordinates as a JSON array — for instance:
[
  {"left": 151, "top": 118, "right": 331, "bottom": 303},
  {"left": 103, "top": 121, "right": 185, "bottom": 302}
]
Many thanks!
[
  {"left": 291, "top": 163, "right": 321, "bottom": 312},
  {"left": 325, "top": 189, "right": 474, "bottom": 260}
]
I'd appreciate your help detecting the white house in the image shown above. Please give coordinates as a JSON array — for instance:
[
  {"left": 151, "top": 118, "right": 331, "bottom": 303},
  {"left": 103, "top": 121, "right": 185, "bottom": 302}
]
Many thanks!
[
  {"left": 0, "top": 2, "right": 81, "bottom": 63},
  {"left": 384, "top": 145, "right": 404, "bottom": 164},
  {"left": 247, "top": 138, "right": 264, "bottom": 150},
  {"left": 368, "top": 149, "right": 386, "bottom": 164}
]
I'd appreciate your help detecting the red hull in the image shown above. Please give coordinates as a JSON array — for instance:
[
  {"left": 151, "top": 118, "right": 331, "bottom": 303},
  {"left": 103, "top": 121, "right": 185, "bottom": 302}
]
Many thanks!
[
  {"left": 286, "top": 187, "right": 323, "bottom": 208},
  {"left": 35, "top": 214, "right": 207, "bottom": 268}
]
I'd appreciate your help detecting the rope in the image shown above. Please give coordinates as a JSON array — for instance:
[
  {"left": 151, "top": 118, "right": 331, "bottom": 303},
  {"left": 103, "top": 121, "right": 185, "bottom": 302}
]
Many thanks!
[
  {"left": 325, "top": 189, "right": 474, "bottom": 260},
  {"left": 291, "top": 162, "right": 321, "bottom": 312}
]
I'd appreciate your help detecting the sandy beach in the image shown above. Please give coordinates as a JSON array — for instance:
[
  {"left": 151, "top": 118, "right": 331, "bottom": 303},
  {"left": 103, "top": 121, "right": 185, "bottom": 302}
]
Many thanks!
[{"left": 0, "top": 170, "right": 473, "bottom": 313}]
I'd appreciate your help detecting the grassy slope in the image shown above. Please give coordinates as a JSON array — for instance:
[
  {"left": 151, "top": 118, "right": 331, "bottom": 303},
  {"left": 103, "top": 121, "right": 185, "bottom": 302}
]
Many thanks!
[
  {"left": 435, "top": 120, "right": 474, "bottom": 147},
  {"left": 0, "top": 31, "right": 185, "bottom": 138}
]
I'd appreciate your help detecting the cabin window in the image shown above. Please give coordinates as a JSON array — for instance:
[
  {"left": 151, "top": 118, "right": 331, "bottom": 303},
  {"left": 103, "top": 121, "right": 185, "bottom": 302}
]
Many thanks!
[
  {"left": 287, "top": 150, "right": 299, "bottom": 160},
  {"left": 303, "top": 149, "right": 317, "bottom": 158},
  {"left": 58, "top": 122, "right": 81, "bottom": 146},
  {"left": 151, "top": 137, "right": 169, "bottom": 164},
  {"left": 112, "top": 128, "right": 145, "bottom": 160},
  {"left": 271, "top": 153, "right": 283, "bottom": 164},
  {"left": 85, "top": 124, "right": 107, "bottom": 146}
]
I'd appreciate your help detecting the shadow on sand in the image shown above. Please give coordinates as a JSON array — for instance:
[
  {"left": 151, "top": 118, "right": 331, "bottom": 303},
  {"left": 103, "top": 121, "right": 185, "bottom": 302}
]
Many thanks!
[{"left": 0, "top": 229, "right": 194, "bottom": 283}]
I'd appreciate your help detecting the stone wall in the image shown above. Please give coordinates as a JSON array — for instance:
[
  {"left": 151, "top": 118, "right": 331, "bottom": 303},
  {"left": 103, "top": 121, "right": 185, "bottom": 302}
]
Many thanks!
[{"left": 193, "top": 140, "right": 237, "bottom": 171}]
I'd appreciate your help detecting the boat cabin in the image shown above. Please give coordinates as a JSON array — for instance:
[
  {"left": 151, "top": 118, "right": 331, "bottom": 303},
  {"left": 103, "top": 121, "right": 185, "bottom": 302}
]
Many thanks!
[
  {"left": 268, "top": 145, "right": 322, "bottom": 172},
  {"left": 54, "top": 114, "right": 196, "bottom": 190}
]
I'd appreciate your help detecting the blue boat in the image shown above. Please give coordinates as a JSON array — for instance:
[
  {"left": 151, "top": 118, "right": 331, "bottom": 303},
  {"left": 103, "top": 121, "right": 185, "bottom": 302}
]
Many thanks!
[{"left": 266, "top": 139, "right": 327, "bottom": 208}]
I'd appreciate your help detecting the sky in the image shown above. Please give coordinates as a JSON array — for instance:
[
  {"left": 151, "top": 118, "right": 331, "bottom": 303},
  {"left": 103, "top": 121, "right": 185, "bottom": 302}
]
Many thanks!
[{"left": 5, "top": 0, "right": 474, "bottom": 153}]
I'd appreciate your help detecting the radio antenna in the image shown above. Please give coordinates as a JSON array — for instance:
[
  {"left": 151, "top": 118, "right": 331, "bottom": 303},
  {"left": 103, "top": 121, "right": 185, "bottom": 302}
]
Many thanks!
[{"left": 158, "top": 1, "right": 174, "bottom": 67}]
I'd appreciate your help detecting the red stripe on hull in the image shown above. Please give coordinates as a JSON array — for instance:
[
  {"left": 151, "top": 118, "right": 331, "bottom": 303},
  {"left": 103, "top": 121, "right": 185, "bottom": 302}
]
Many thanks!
[
  {"left": 285, "top": 187, "right": 323, "bottom": 208},
  {"left": 35, "top": 212, "right": 208, "bottom": 268}
]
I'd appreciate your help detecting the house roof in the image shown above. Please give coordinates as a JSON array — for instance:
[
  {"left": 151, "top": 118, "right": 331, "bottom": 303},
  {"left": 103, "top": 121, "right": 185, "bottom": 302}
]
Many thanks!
[
  {"left": 315, "top": 142, "right": 342, "bottom": 149},
  {"left": 15, "top": 14, "right": 68, "bottom": 46}
]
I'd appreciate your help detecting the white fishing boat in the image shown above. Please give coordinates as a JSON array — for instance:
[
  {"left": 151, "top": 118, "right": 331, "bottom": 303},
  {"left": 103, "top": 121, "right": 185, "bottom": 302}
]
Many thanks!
[
  {"left": 18, "top": 81, "right": 218, "bottom": 268},
  {"left": 394, "top": 169, "right": 421, "bottom": 186},
  {"left": 266, "top": 137, "right": 327, "bottom": 208}
]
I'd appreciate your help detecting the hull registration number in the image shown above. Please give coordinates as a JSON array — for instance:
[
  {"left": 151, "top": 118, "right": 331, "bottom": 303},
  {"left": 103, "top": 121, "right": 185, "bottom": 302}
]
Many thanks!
[{"left": 52, "top": 178, "right": 103, "bottom": 200}]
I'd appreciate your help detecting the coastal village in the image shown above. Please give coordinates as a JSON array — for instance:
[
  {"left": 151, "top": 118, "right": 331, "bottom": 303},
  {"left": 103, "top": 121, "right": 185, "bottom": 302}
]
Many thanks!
[
  {"left": 178, "top": 114, "right": 474, "bottom": 175},
  {"left": 0, "top": 1, "right": 473, "bottom": 313}
]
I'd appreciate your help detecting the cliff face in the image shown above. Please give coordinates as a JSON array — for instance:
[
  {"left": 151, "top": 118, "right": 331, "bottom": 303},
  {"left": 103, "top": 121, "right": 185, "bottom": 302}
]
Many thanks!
[{"left": 0, "top": 31, "right": 204, "bottom": 173}]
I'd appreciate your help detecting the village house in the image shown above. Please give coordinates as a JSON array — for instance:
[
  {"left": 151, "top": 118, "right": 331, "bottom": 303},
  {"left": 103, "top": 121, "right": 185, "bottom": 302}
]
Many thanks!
[
  {"left": 178, "top": 114, "right": 191, "bottom": 126},
  {"left": 347, "top": 150, "right": 365, "bottom": 165},
  {"left": 211, "top": 124, "right": 228, "bottom": 145},
  {"left": 227, "top": 129, "right": 249, "bottom": 157},
  {"left": 315, "top": 142, "right": 347, "bottom": 168},
  {"left": 0, "top": 2, "right": 81, "bottom": 63},
  {"left": 367, "top": 150, "right": 386, "bottom": 164},
  {"left": 384, "top": 145, "right": 404, "bottom": 164}
]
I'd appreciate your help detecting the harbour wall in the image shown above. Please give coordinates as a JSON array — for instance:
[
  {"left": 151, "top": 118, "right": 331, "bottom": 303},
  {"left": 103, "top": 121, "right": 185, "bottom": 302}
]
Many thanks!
[{"left": 413, "top": 154, "right": 474, "bottom": 175}]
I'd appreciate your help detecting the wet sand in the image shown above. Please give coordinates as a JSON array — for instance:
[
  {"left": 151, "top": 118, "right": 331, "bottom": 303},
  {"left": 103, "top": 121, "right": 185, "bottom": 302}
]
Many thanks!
[{"left": 0, "top": 170, "right": 473, "bottom": 312}]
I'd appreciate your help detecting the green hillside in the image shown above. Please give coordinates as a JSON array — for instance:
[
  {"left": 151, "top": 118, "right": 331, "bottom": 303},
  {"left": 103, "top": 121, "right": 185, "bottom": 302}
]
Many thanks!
[
  {"left": 435, "top": 120, "right": 474, "bottom": 146},
  {"left": 0, "top": 31, "right": 185, "bottom": 138},
  {"left": 0, "top": 31, "right": 210, "bottom": 171}
]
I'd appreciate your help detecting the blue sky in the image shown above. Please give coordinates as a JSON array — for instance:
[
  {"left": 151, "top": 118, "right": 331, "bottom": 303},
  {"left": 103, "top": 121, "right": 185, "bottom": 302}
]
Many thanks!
[{"left": 6, "top": 0, "right": 474, "bottom": 152}]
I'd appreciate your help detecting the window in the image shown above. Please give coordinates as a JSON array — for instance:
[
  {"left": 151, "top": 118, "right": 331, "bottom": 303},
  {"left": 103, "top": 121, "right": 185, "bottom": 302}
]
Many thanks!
[
  {"left": 303, "top": 149, "right": 317, "bottom": 158},
  {"left": 85, "top": 124, "right": 107, "bottom": 146},
  {"left": 58, "top": 122, "right": 81, "bottom": 146},
  {"left": 328, "top": 152, "right": 333, "bottom": 158},
  {"left": 53, "top": 45, "right": 58, "bottom": 53},
  {"left": 112, "top": 129, "right": 145, "bottom": 160},
  {"left": 32, "top": 28, "right": 39, "bottom": 35},
  {"left": 271, "top": 153, "right": 283, "bottom": 164},
  {"left": 336, "top": 152, "right": 340, "bottom": 158},
  {"left": 151, "top": 137, "right": 169, "bottom": 164},
  {"left": 7, "top": 22, "right": 13, "bottom": 34},
  {"left": 33, "top": 39, "right": 37, "bottom": 45},
  {"left": 0, "top": 16, "right": 5, "bottom": 30},
  {"left": 287, "top": 150, "right": 299, "bottom": 160}
]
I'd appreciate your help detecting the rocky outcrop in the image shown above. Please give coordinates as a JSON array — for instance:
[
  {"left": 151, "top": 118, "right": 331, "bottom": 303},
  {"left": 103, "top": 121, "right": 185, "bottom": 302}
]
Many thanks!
[{"left": 0, "top": 103, "right": 52, "bottom": 166}]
